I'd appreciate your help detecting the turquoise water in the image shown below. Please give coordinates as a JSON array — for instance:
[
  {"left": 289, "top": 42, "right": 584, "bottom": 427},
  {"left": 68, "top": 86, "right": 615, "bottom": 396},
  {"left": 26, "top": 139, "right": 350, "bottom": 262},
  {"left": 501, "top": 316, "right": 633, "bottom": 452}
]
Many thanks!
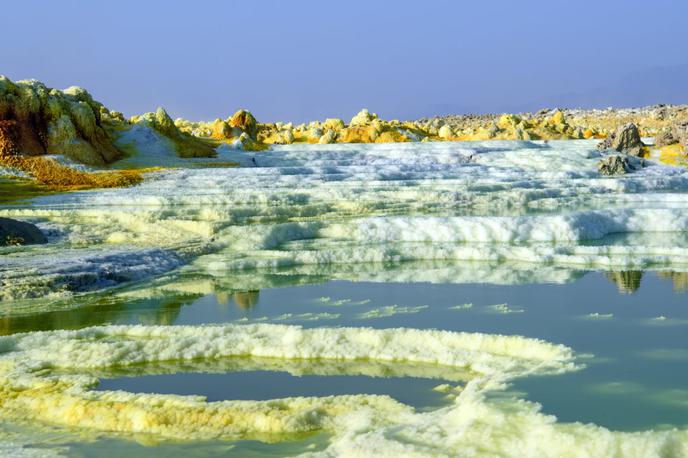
[
  {"left": 6, "top": 267, "right": 688, "bottom": 431},
  {"left": 2, "top": 266, "right": 687, "bottom": 455},
  {"left": 98, "top": 370, "right": 452, "bottom": 410}
]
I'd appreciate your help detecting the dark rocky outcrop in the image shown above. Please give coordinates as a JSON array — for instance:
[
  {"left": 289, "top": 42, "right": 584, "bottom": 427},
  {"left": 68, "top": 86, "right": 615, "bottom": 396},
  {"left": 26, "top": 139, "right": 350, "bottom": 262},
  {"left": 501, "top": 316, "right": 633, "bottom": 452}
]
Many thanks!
[
  {"left": 0, "top": 217, "right": 47, "bottom": 246},
  {"left": 655, "top": 121, "right": 688, "bottom": 148},
  {"left": 598, "top": 154, "right": 645, "bottom": 176},
  {"left": 597, "top": 123, "right": 644, "bottom": 156},
  {"left": 654, "top": 127, "right": 677, "bottom": 147}
]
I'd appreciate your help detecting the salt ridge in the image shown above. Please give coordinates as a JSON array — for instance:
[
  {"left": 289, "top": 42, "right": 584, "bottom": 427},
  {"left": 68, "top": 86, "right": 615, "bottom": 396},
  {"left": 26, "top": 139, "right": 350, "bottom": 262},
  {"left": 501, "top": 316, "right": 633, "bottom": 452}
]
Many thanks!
[{"left": 3, "top": 140, "right": 688, "bottom": 299}]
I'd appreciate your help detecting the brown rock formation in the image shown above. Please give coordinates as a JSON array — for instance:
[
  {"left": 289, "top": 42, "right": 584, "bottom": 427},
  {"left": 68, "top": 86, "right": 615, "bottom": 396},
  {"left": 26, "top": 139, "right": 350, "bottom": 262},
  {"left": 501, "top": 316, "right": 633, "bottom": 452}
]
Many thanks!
[
  {"left": 0, "top": 76, "right": 124, "bottom": 165},
  {"left": 0, "top": 120, "right": 19, "bottom": 157},
  {"left": 229, "top": 109, "right": 258, "bottom": 140}
]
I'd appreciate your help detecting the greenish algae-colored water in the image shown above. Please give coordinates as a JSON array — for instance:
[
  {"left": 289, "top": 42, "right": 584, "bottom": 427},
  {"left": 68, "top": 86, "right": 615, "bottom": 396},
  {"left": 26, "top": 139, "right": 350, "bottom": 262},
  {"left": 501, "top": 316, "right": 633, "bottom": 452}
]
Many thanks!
[{"left": 0, "top": 178, "right": 50, "bottom": 205}]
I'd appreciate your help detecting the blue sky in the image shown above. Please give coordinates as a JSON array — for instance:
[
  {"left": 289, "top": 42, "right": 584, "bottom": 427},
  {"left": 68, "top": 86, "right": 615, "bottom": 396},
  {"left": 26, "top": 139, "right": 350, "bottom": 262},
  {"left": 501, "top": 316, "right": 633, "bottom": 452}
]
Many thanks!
[{"left": 2, "top": 0, "right": 687, "bottom": 122}]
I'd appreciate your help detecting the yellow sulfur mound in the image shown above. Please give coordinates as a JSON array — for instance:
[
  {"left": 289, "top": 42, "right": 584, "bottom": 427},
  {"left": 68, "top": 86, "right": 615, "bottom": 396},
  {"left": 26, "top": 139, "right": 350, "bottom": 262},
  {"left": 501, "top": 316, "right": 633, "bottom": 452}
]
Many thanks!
[
  {"left": 338, "top": 126, "right": 379, "bottom": 143},
  {"left": 375, "top": 129, "right": 411, "bottom": 143}
]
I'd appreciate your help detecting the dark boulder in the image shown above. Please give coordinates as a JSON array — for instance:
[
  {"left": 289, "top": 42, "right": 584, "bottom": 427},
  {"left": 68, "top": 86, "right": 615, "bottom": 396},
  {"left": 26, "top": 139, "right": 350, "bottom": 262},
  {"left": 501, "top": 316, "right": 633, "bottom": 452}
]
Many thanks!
[
  {"left": 677, "top": 122, "right": 688, "bottom": 146},
  {"left": 0, "top": 217, "right": 47, "bottom": 246},
  {"left": 597, "top": 123, "right": 644, "bottom": 156},
  {"left": 598, "top": 154, "right": 645, "bottom": 176},
  {"left": 655, "top": 121, "right": 688, "bottom": 148},
  {"left": 654, "top": 127, "right": 678, "bottom": 147}
]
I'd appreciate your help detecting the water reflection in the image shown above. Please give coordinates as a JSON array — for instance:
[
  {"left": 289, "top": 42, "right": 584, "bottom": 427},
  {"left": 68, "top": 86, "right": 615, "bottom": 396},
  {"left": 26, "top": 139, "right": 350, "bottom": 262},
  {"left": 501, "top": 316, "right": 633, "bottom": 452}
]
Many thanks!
[
  {"left": 605, "top": 270, "right": 688, "bottom": 294},
  {"left": 2, "top": 265, "right": 688, "bottom": 338},
  {"left": 605, "top": 271, "right": 643, "bottom": 294},
  {"left": 658, "top": 271, "right": 688, "bottom": 292},
  {"left": 0, "top": 289, "right": 263, "bottom": 336},
  {"left": 234, "top": 290, "right": 260, "bottom": 309},
  {"left": 0, "top": 296, "right": 191, "bottom": 335}
]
